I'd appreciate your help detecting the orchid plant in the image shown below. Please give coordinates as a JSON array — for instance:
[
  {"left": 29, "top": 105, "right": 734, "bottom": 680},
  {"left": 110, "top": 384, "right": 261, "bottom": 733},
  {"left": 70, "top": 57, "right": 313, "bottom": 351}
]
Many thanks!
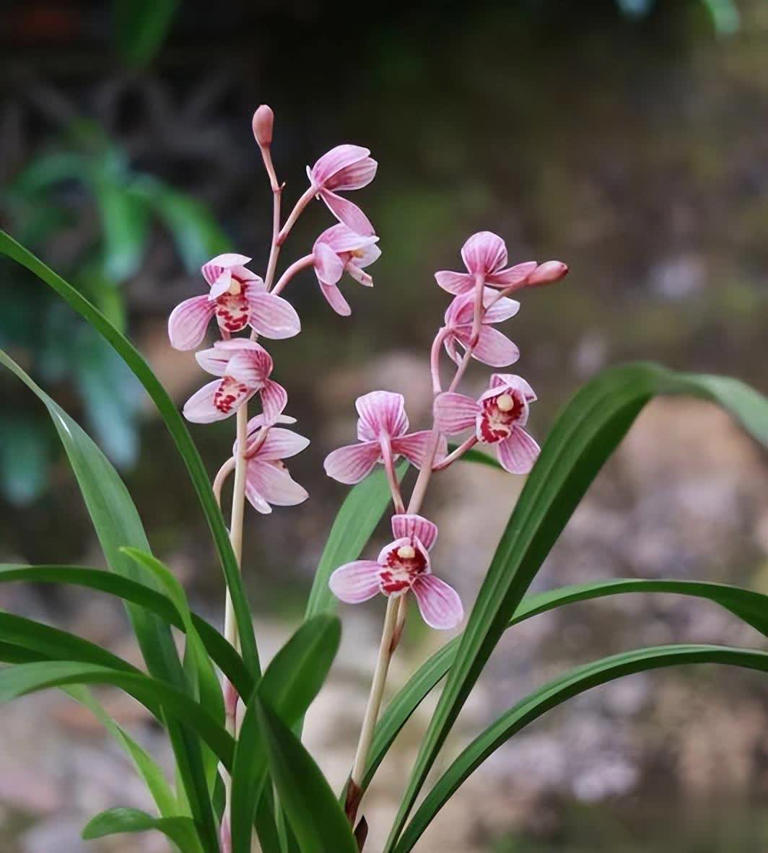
[{"left": 1, "top": 105, "right": 768, "bottom": 853}]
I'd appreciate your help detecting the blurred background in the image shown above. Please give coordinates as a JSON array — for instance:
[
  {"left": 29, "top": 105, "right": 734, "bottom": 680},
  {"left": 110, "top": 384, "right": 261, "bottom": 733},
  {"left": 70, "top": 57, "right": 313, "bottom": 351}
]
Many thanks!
[{"left": 2, "top": 0, "right": 768, "bottom": 850}]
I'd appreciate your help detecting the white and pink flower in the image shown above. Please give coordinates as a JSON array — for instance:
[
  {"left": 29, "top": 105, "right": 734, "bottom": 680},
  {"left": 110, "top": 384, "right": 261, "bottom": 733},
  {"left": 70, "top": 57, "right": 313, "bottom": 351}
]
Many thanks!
[
  {"left": 183, "top": 339, "right": 287, "bottom": 424},
  {"left": 324, "top": 391, "right": 446, "bottom": 485},
  {"left": 308, "top": 145, "right": 377, "bottom": 235},
  {"left": 312, "top": 224, "right": 381, "bottom": 316},
  {"left": 442, "top": 289, "right": 521, "bottom": 367},
  {"left": 434, "top": 374, "right": 540, "bottom": 474},
  {"left": 237, "top": 417, "right": 309, "bottom": 514},
  {"left": 168, "top": 253, "right": 301, "bottom": 351},
  {"left": 329, "top": 514, "right": 463, "bottom": 630}
]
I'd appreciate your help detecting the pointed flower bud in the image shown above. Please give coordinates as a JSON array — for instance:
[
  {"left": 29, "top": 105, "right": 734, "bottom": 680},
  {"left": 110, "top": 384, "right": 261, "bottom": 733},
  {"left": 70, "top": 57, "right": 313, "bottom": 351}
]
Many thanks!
[{"left": 527, "top": 260, "right": 568, "bottom": 286}]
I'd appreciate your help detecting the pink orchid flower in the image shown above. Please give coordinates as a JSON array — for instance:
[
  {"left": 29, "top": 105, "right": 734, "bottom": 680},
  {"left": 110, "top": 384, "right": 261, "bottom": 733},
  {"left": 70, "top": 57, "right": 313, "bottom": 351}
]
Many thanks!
[
  {"left": 183, "top": 339, "right": 287, "bottom": 424},
  {"left": 329, "top": 513, "right": 463, "bottom": 630},
  {"left": 312, "top": 224, "right": 381, "bottom": 316},
  {"left": 308, "top": 145, "right": 377, "bottom": 235},
  {"left": 442, "top": 288, "right": 521, "bottom": 367},
  {"left": 435, "top": 231, "right": 538, "bottom": 295},
  {"left": 236, "top": 415, "right": 309, "bottom": 514},
  {"left": 324, "top": 391, "right": 446, "bottom": 485},
  {"left": 168, "top": 253, "right": 301, "bottom": 351},
  {"left": 434, "top": 374, "right": 540, "bottom": 474}
]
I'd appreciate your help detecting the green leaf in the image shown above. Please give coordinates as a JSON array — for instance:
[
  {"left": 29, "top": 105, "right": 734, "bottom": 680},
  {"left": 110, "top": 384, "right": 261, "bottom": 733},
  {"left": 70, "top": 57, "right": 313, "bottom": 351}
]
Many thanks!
[
  {"left": 305, "top": 464, "right": 406, "bottom": 619},
  {"left": 386, "top": 363, "right": 768, "bottom": 849},
  {"left": 0, "top": 230, "right": 258, "bottom": 682},
  {"left": 92, "top": 180, "right": 150, "bottom": 282},
  {"left": 255, "top": 697, "right": 357, "bottom": 853},
  {"left": 113, "top": 0, "right": 179, "bottom": 66},
  {"left": 395, "top": 644, "right": 768, "bottom": 851},
  {"left": 368, "top": 577, "right": 768, "bottom": 789},
  {"left": 230, "top": 615, "right": 341, "bottom": 853},
  {"left": 0, "top": 348, "right": 219, "bottom": 851},
  {"left": 0, "top": 563, "right": 252, "bottom": 700},
  {"left": 83, "top": 806, "right": 201, "bottom": 851},
  {"left": 66, "top": 685, "right": 179, "bottom": 818},
  {"left": 0, "top": 661, "right": 234, "bottom": 769}
]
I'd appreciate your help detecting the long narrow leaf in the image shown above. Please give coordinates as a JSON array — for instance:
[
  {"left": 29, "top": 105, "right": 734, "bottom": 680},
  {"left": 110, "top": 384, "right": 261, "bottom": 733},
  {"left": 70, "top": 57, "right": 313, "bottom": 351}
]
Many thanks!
[
  {"left": 387, "top": 363, "right": 768, "bottom": 847},
  {"left": 367, "top": 576, "right": 768, "bottom": 787},
  {"left": 395, "top": 644, "right": 768, "bottom": 851},
  {"left": 255, "top": 697, "right": 357, "bottom": 853},
  {"left": 82, "top": 806, "right": 200, "bottom": 852}
]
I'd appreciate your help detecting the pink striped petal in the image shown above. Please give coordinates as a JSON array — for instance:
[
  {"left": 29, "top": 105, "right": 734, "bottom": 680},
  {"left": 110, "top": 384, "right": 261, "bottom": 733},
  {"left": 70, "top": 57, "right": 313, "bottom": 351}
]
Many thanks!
[
  {"left": 487, "top": 374, "right": 537, "bottom": 402},
  {"left": 483, "top": 296, "right": 520, "bottom": 324},
  {"left": 496, "top": 427, "right": 540, "bottom": 474},
  {"left": 486, "top": 260, "right": 538, "bottom": 288},
  {"left": 390, "top": 514, "right": 438, "bottom": 550},
  {"left": 390, "top": 430, "right": 445, "bottom": 469},
  {"left": 168, "top": 295, "right": 215, "bottom": 351},
  {"left": 461, "top": 231, "right": 507, "bottom": 275},
  {"left": 257, "top": 428, "right": 309, "bottom": 461},
  {"left": 201, "top": 254, "right": 252, "bottom": 286},
  {"left": 356, "top": 391, "right": 409, "bottom": 441},
  {"left": 183, "top": 379, "right": 252, "bottom": 423},
  {"left": 226, "top": 350, "right": 271, "bottom": 389},
  {"left": 208, "top": 270, "right": 233, "bottom": 299},
  {"left": 246, "top": 459, "right": 308, "bottom": 510},
  {"left": 433, "top": 392, "right": 479, "bottom": 434},
  {"left": 471, "top": 327, "right": 520, "bottom": 367},
  {"left": 259, "top": 379, "right": 288, "bottom": 423},
  {"left": 320, "top": 282, "right": 351, "bottom": 316},
  {"left": 328, "top": 157, "right": 378, "bottom": 191},
  {"left": 344, "top": 263, "right": 373, "bottom": 288},
  {"left": 319, "top": 189, "right": 374, "bottom": 235},
  {"left": 329, "top": 560, "right": 382, "bottom": 604},
  {"left": 317, "top": 223, "right": 379, "bottom": 254},
  {"left": 310, "top": 145, "right": 371, "bottom": 186},
  {"left": 246, "top": 291, "right": 301, "bottom": 339},
  {"left": 324, "top": 441, "right": 381, "bottom": 484},
  {"left": 313, "top": 240, "right": 345, "bottom": 286},
  {"left": 411, "top": 575, "right": 464, "bottom": 630},
  {"left": 434, "top": 270, "right": 474, "bottom": 295}
]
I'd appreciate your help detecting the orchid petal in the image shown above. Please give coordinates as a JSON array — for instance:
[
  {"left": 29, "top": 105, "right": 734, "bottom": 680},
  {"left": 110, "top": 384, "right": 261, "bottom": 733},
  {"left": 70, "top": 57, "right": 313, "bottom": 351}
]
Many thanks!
[
  {"left": 201, "top": 254, "right": 252, "bottom": 285},
  {"left": 470, "top": 326, "right": 520, "bottom": 367},
  {"left": 390, "top": 514, "right": 438, "bottom": 551},
  {"left": 316, "top": 223, "right": 379, "bottom": 254},
  {"left": 246, "top": 291, "right": 301, "bottom": 339},
  {"left": 313, "top": 241, "right": 345, "bottom": 286},
  {"left": 355, "top": 391, "right": 409, "bottom": 441},
  {"left": 482, "top": 296, "right": 520, "bottom": 324},
  {"left": 328, "top": 157, "right": 378, "bottom": 191},
  {"left": 411, "top": 575, "right": 464, "bottom": 630},
  {"left": 496, "top": 427, "right": 540, "bottom": 474},
  {"left": 247, "top": 459, "right": 308, "bottom": 508},
  {"left": 320, "top": 282, "right": 352, "bottom": 316},
  {"left": 461, "top": 231, "right": 508, "bottom": 275},
  {"left": 257, "top": 428, "right": 310, "bottom": 460},
  {"left": 434, "top": 270, "right": 474, "bottom": 295},
  {"left": 433, "top": 392, "right": 479, "bottom": 435},
  {"left": 168, "top": 295, "right": 215, "bottom": 351},
  {"left": 183, "top": 379, "right": 252, "bottom": 424},
  {"left": 319, "top": 189, "right": 374, "bottom": 235},
  {"left": 329, "top": 560, "right": 381, "bottom": 604},
  {"left": 259, "top": 379, "right": 288, "bottom": 423},
  {"left": 310, "top": 145, "right": 371, "bottom": 186},
  {"left": 324, "top": 441, "right": 381, "bottom": 484},
  {"left": 208, "top": 269, "right": 233, "bottom": 300},
  {"left": 390, "top": 430, "right": 446, "bottom": 469},
  {"left": 487, "top": 373, "right": 537, "bottom": 402},
  {"left": 485, "top": 260, "right": 538, "bottom": 288}
]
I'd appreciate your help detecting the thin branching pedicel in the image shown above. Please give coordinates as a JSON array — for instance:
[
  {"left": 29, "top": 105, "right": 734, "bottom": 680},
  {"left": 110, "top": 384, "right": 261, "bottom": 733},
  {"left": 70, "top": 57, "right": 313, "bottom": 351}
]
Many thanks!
[
  {"left": 167, "top": 105, "right": 380, "bottom": 853},
  {"left": 324, "top": 229, "right": 567, "bottom": 831}
]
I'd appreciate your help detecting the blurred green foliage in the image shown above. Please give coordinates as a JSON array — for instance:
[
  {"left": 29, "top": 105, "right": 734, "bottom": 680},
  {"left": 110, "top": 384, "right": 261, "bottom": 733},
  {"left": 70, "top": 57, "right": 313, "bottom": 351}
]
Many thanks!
[{"left": 0, "top": 120, "right": 229, "bottom": 505}]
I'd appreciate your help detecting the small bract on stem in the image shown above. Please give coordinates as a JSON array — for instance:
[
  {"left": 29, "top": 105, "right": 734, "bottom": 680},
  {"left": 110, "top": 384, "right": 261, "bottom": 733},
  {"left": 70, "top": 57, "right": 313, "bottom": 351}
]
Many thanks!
[
  {"left": 324, "top": 229, "right": 567, "bottom": 830},
  {"left": 167, "top": 105, "right": 381, "bottom": 852}
]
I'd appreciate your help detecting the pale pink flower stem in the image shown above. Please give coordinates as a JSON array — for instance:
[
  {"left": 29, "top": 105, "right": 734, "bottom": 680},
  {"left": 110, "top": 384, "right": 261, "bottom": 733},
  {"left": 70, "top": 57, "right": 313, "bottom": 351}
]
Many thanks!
[
  {"left": 469, "top": 272, "right": 485, "bottom": 347},
  {"left": 432, "top": 434, "right": 479, "bottom": 471},
  {"left": 271, "top": 254, "right": 315, "bottom": 297},
  {"left": 260, "top": 145, "right": 283, "bottom": 291},
  {"left": 277, "top": 185, "right": 316, "bottom": 246},
  {"left": 379, "top": 435, "right": 405, "bottom": 514},
  {"left": 213, "top": 457, "right": 236, "bottom": 504},
  {"left": 430, "top": 327, "right": 449, "bottom": 394}
]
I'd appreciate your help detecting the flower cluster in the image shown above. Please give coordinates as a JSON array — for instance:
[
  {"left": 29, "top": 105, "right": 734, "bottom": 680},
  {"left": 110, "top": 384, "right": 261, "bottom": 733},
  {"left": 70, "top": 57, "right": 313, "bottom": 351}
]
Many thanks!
[
  {"left": 325, "top": 230, "right": 567, "bottom": 630},
  {"left": 167, "top": 107, "right": 381, "bottom": 514}
]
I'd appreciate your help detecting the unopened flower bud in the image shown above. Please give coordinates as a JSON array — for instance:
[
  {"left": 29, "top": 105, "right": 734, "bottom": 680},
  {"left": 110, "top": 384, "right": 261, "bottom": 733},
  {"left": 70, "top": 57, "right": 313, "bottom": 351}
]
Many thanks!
[
  {"left": 252, "top": 104, "right": 274, "bottom": 147},
  {"left": 527, "top": 260, "right": 568, "bottom": 286}
]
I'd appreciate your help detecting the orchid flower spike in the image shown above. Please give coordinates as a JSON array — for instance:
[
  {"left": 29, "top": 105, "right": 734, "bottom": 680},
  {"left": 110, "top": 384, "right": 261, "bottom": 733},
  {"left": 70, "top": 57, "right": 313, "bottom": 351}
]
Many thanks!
[
  {"left": 435, "top": 231, "right": 538, "bottom": 295},
  {"left": 329, "top": 514, "right": 463, "bottom": 629},
  {"left": 183, "top": 339, "right": 287, "bottom": 424},
  {"left": 442, "top": 288, "right": 521, "bottom": 367},
  {"left": 235, "top": 416, "right": 309, "bottom": 514},
  {"left": 312, "top": 224, "right": 381, "bottom": 316},
  {"left": 168, "top": 253, "right": 301, "bottom": 351},
  {"left": 308, "top": 145, "right": 377, "bottom": 235},
  {"left": 434, "top": 374, "right": 540, "bottom": 474},
  {"left": 324, "top": 391, "right": 446, "bottom": 485}
]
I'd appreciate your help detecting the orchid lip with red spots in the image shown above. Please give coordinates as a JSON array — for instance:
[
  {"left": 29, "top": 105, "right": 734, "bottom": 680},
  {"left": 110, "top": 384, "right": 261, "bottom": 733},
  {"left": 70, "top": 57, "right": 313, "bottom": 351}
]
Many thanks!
[{"left": 329, "top": 513, "right": 463, "bottom": 630}]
